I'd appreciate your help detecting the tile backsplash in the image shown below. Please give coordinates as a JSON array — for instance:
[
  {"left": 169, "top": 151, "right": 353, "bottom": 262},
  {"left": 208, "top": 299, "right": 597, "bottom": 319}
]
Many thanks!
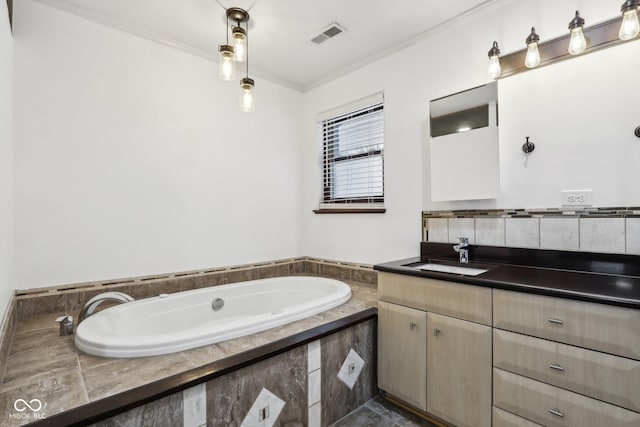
[{"left": 423, "top": 207, "right": 640, "bottom": 255}]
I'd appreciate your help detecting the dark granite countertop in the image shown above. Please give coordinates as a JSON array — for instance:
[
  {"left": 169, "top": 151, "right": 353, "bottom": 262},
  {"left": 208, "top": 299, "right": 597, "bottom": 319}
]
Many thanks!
[{"left": 374, "top": 243, "right": 640, "bottom": 309}]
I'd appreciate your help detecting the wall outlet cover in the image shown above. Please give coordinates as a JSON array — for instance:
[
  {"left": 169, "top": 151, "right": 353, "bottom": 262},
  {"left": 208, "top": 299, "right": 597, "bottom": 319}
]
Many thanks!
[
  {"left": 337, "top": 349, "right": 365, "bottom": 389},
  {"left": 561, "top": 189, "right": 593, "bottom": 206}
]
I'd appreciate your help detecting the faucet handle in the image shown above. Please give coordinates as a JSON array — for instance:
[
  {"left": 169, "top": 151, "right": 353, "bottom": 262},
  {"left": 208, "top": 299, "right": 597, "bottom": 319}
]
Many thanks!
[
  {"left": 55, "top": 315, "right": 74, "bottom": 336},
  {"left": 459, "top": 237, "right": 469, "bottom": 244}
]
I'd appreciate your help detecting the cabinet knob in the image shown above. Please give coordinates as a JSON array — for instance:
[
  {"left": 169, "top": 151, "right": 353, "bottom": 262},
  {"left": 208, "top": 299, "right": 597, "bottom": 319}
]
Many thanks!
[
  {"left": 409, "top": 321, "right": 417, "bottom": 330},
  {"left": 547, "top": 318, "right": 564, "bottom": 325},
  {"left": 433, "top": 328, "right": 441, "bottom": 337},
  {"left": 549, "top": 364, "right": 564, "bottom": 372},
  {"left": 548, "top": 408, "right": 564, "bottom": 418}
]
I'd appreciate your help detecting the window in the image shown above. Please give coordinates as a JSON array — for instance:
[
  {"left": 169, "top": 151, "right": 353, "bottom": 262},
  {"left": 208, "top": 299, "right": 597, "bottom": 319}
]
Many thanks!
[{"left": 316, "top": 93, "right": 385, "bottom": 213}]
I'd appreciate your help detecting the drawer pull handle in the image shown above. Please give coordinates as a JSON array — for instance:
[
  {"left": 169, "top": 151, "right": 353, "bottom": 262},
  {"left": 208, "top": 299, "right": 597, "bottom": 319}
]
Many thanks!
[
  {"left": 409, "top": 321, "right": 417, "bottom": 330},
  {"left": 548, "top": 318, "right": 564, "bottom": 325},
  {"left": 433, "top": 328, "right": 441, "bottom": 337},
  {"left": 548, "top": 408, "right": 564, "bottom": 417},
  {"left": 549, "top": 364, "right": 565, "bottom": 371}
]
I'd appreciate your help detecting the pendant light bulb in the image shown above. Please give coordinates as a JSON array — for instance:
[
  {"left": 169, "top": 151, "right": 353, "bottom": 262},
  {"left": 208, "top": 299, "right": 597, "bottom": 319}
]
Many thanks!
[
  {"left": 568, "top": 11, "right": 587, "bottom": 55},
  {"left": 218, "top": 45, "right": 236, "bottom": 81},
  {"left": 487, "top": 41, "right": 501, "bottom": 79},
  {"left": 619, "top": 1, "right": 640, "bottom": 40},
  {"left": 524, "top": 27, "right": 541, "bottom": 68},
  {"left": 232, "top": 26, "right": 247, "bottom": 62},
  {"left": 240, "top": 78, "right": 255, "bottom": 112}
]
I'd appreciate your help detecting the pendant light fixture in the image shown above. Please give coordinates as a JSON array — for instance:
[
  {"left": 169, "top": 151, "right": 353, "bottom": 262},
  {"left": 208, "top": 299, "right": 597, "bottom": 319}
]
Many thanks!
[
  {"left": 487, "top": 41, "right": 502, "bottom": 79},
  {"left": 568, "top": 11, "right": 587, "bottom": 55},
  {"left": 218, "top": 12, "right": 236, "bottom": 81},
  {"left": 619, "top": 0, "right": 640, "bottom": 40},
  {"left": 524, "top": 27, "right": 541, "bottom": 68},
  {"left": 232, "top": 26, "right": 247, "bottom": 62}
]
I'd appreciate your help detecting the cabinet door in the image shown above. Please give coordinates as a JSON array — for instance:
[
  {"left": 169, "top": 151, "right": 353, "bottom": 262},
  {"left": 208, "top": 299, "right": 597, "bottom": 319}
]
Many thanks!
[
  {"left": 427, "top": 312, "right": 492, "bottom": 427},
  {"left": 378, "top": 300, "right": 427, "bottom": 411}
]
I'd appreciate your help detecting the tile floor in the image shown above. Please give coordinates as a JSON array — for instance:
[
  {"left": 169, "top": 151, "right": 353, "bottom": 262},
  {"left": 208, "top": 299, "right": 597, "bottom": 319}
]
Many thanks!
[{"left": 331, "top": 395, "right": 439, "bottom": 427}]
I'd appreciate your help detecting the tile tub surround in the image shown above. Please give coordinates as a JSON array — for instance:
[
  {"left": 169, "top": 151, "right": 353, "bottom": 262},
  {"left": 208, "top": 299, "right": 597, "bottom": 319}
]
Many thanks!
[
  {"left": 0, "top": 280, "right": 377, "bottom": 426},
  {"left": 424, "top": 207, "right": 640, "bottom": 255}
]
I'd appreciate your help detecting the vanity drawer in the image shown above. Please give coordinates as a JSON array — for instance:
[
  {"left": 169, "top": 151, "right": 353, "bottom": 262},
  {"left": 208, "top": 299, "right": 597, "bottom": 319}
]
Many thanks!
[
  {"left": 493, "top": 289, "right": 640, "bottom": 359},
  {"left": 378, "top": 272, "right": 491, "bottom": 325},
  {"left": 493, "top": 368, "right": 640, "bottom": 427},
  {"left": 493, "top": 329, "right": 640, "bottom": 411},
  {"left": 493, "top": 406, "right": 543, "bottom": 427}
]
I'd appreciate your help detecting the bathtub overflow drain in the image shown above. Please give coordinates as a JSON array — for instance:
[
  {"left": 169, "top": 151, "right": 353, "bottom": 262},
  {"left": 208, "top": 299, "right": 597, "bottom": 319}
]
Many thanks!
[{"left": 211, "top": 298, "right": 225, "bottom": 311}]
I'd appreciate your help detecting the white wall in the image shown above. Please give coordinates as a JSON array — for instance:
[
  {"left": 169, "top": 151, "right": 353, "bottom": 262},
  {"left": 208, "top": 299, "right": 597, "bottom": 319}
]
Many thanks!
[
  {"left": 12, "top": 1, "right": 303, "bottom": 289},
  {"left": 301, "top": 0, "right": 639, "bottom": 264},
  {"left": 0, "top": 1, "right": 13, "bottom": 309}
]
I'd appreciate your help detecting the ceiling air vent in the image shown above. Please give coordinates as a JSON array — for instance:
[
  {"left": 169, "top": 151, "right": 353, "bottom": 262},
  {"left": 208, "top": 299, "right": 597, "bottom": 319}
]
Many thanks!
[{"left": 310, "top": 22, "right": 347, "bottom": 45}]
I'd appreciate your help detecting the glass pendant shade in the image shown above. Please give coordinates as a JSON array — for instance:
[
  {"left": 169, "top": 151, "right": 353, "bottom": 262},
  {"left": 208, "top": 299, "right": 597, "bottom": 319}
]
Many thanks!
[
  {"left": 568, "top": 27, "right": 587, "bottom": 54},
  {"left": 219, "top": 45, "right": 236, "bottom": 81},
  {"left": 568, "top": 11, "right": 586, "bottom": 55},
  {"left": 232, "top": 26, "right": 247, "bottom": 62},
  {"left": 487, "top": 41, "right": 501, "bottom": 79},
  {"left": 619, "top": 7, "right": 640, "bottom": 40},
  {"left": 524, "top": 27, "right": 541, "bottom": 68},
  {"left": 240, "top": 78, "right": 255, "bottom": 112}
]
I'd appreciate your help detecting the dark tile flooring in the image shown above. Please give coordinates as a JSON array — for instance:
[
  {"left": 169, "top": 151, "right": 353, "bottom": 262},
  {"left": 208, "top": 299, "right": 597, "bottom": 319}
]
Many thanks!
[{"left": 331, "top": 395, "right": 440, "bottom": 427}]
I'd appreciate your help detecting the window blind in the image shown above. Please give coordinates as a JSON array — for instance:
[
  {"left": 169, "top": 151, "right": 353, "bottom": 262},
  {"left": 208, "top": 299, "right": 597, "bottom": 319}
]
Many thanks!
[{"left": 318, "top": 95, "right": 384, "bottom": 210}]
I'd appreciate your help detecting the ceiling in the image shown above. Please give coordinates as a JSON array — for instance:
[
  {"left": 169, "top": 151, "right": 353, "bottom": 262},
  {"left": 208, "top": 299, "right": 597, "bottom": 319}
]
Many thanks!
[{"left": 33, "top": 0, "right": 499, "bottom": 91}]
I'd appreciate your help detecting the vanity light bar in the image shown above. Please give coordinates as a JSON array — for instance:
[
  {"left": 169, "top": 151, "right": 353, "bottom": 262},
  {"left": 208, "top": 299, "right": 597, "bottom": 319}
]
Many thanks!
[{"left": 494, "top": 14, "right": 636, "bottom": 79}]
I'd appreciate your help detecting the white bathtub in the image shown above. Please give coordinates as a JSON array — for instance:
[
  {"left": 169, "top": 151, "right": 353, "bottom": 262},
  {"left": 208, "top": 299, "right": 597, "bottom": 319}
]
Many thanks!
[{"left": 75, "top": 276, "right": 352, "bottom": 358}]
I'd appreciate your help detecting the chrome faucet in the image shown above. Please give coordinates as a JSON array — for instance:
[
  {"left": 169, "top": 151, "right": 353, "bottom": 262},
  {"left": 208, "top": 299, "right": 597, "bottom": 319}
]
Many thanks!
[
  {"left": 78, "top": 291, "right": 135, "bottom": 324},
  {"left": 453, "top": 237, "right": 470, "bottom": 264}
]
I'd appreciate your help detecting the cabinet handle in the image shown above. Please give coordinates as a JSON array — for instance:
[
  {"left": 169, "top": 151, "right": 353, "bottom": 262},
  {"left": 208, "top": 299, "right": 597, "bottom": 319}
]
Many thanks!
[
  {"left": 549, "top": 364, "right": 564, "bottom": 371},
  {"left": 548, "top": 408, "right": 564, "bottom": 417},
  {"left": 547, "top": 318, "right": 564, "bottom": 325},
  {"left": 433, "top": 328, "right": 441, "bottom": 337},
  {"left": 409, "top": 321, "right": 417, "bottom": 330}
]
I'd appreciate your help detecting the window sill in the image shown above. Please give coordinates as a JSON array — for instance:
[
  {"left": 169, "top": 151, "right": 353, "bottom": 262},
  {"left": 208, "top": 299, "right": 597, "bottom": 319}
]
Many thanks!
[{"left": 313, "top": 208, "right": 386, "bottom": 214}]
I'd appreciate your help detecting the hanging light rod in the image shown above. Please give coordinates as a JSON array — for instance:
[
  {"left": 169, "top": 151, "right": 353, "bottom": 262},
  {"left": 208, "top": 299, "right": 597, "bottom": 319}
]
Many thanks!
[{"left": 496, "top": 14, "right": 637, "bottom": 79}]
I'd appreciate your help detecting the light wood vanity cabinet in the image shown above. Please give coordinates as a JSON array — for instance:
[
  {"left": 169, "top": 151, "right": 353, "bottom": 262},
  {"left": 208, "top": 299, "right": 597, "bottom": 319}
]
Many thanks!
[
  {"left": 493, "top": 289, "right": 640, "bottom": 426},
  {"left": 377, "top": 272, "right": 492, "bottom": 427}
]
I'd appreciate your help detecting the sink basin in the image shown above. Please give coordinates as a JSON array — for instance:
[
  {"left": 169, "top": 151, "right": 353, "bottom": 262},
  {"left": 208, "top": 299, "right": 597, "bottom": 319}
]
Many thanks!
[{"left": 413, "top": 263, "right": 488, "bottom": 276}]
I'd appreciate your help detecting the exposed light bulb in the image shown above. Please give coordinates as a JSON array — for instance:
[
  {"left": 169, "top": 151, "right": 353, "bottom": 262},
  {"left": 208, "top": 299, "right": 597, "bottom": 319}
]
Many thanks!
[
  {"left": 218, "top": 45, "right": 236, "bottom": 81},
  {"left": 568, "top": 11, "right": 586, "bottom": 55},
  {"left": 487, "top": 41, "right": 501, "bottom": 79},
  {"left": 619, "top": 8, "right": 640, "bottom": 40},
  {"left": 232, "top": 26, "right": 247, "bottom": 62},
  {"left": 568, "top": 28, "right": 587, "bottom": 55},
  {"left": 240, "top": 78, "right": 255, "bottom": 112},
  {"left": 525, "top": 27, "right": 541, "bottom": 69}
]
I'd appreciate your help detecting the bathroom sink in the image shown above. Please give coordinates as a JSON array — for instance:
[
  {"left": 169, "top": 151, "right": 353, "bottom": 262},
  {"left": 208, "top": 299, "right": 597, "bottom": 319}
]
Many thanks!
[{"left": 412, "top": 263, "right": 488, "bottom": 276}]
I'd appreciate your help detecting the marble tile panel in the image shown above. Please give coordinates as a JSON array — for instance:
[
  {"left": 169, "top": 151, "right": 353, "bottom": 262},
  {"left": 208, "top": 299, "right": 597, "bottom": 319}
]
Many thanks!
[
  {"left": 330, "top": 406, "right": 395, "bottom": 427},
  {"left": 308, "top": 369, "right": 321, "bottom": 406},
  {"left": 3, "top": 330, "right": 77, "bottom": 385},
  {"left": 505, "top": 218, "right": 540, "bottom": 249},
  {"left": 308, "top": 340, "right": 321, "bottom": 373},
  {"left": 579, "top": 218, "right": 626, "bottom": 253},
  {"left": 128, "top": 279, "right": 182, "bottom": 300},
  {"left": 320, "top": 265, "right": 351, "bottom": 281},
  {"left": 540, "top": 217, "right": 580, "bottom": 251},
  {"left": 448, "top": 218, "right": 475, "bottom": 244},
  {"left": 91, "top": 392, "right": 183, "bottom": 427},
  {"left": 321, "top": 320, "right": 376, "bottom": 426},
  {"left": 77, "top": 351, "right": 115, "bottom": 372},
  {"left": 626, "top": 218, "right": 640, "bottom": 255},
  {"left": 215, "top": 333, "right": 272, "bottom": 355},
  {"left": 206, "top": 346, "right": 307, "bottom": 426},
  {"left": 474, "top": 218, "right": 505, "bottom": 246},
  {"left": 364, "top": 396, "right": 438, "bottom": 427},
  {"left": 82, "top": 353, "right": 195, "bottom": 400},
  {"left": 13, "top": 312, "right": 62, "bottom": 335},
  {"left": 426, "top": 218, "right": 448, "bottom": 243},
  {"left": 305, "top": 261, "right": 320, "bottom": 276},
  {"left": 309, "top": 402, "right": 322, "bottom": 427},
  {"left": 258, "top": 264, "right": 291, "bottom": 279},
  {"left": 183, "top": 383, "right": 207, "bottom": 427},
  {"left": 181, "top": 343, "right": 229, "bottom": 368},
  {"left": 181, "top": 272, "right": 225, "bottom": 291},
  {"left": 289, "top": 261, "right": 306, "bottom": 275},
  {"left": 0, "top": 369, "right": 88, "bottom": 424},
  {"left": 351, "top": 269, "right": 377, "bottom": 286},
  {"left": 223, "top": 268, "right": 260, "bottom": 285},
  {"left": 16, "top": 293, "right": 66, "bottom": 319}
]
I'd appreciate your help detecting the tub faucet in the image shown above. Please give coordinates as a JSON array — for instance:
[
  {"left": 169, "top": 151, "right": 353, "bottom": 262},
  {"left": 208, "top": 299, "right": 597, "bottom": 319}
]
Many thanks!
[
  {"left": 55, "top": 315, "right": 74, "bottom": 336},
  {"left": 453, "top": 237, "right": 470, "bottom": 264},
  {"left": 78, "top": 291, "right": 135, "bottom": 324}
]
